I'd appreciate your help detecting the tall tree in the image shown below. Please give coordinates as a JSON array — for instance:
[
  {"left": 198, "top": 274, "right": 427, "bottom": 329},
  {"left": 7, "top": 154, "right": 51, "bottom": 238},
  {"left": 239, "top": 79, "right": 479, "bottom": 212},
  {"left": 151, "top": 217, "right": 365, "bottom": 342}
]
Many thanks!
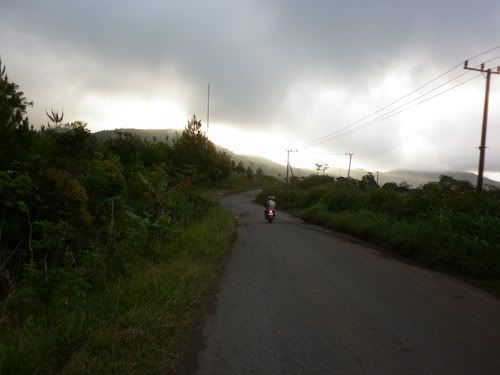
[
  {"left": 174, "top": 114, "right": 231, "bottom": 183},
  {"left": 0, "top": 57, "right": 34, "bottom": 168},
  {"left": 360, "top": 172, "right": 379, "bottom": 189}
]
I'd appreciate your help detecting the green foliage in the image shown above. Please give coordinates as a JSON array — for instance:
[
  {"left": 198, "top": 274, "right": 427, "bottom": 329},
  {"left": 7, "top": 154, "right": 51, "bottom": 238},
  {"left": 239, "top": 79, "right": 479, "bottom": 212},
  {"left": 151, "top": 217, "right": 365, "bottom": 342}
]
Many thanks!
[
  {"left": 359, "top": 172, "right": 378, "bottom": 190},
  {"left": 0, "top": 171, "right": 33, "bottom": 214},
  {"left": 246, "top": 166, "right": 254, "bottom": 179},
  {"left": 45, "top": 109, "right": 63, "bottom": 126},
  {"left": 258, "top": 174, "right": 500, "bottom": 280},
  {"left": 0, "top": 58, "right": 33, "bottom": 169},
  {"left": 234, "top": 161, "right": 245, "bottom": 174},
  {"left": 0, "top": 60, "right": 239, "bottom": 372},
  {"left": 85, "top": 155, "right": 126, "bottom": 212},
  {"left": 173, "top": 115, "right": 232, "bottom": 184},
  {"left": 39, "top": 168, "right": 92, "bottom": 229}
]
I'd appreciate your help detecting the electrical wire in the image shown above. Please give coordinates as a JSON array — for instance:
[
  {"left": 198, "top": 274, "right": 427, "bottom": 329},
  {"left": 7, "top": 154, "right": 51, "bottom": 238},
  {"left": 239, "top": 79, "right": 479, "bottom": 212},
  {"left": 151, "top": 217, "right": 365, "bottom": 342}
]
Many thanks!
[
  {"left": 314, "top": 57, "right": 497, "bottom": 144},
  {"left": 319, "top": 74, "right": 482, "bottom": 143},
  {"left": 299, "top": 44, "right": 500, "bottom": 149},
  {"left": 300, "top": 63, "right": 463, "bottom": 148}
]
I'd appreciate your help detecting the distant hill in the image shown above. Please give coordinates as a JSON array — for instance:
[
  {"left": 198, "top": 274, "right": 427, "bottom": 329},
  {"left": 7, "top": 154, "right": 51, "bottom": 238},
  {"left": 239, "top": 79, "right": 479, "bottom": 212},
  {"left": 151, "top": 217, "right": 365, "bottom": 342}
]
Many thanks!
[
  {"left": 93, "top": 128, "right": 313, "bottom": 177},
  {"left": 325, "top": 168, "right": 500, "bottom": 188},
  {"left": 91, "top": 128, "right": 500, "bottom": 187},
  {"left": 379, "top": 169, "right": 500, "bottom": 188},
  {"left": 228, "top": 154, "right": 317, "bottom": 178},
  {"left": 94, "top": 128, "right": 181, "bottom": 144}
]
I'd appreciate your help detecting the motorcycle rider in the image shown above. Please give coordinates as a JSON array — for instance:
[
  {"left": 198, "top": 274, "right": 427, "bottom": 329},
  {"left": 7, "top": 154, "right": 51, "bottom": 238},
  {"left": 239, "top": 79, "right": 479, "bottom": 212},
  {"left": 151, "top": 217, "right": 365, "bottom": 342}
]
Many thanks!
[
  {"left": 264, "top": 195, "right": 276, "bottom": 220},
  {"left": 264, "top": 195, "right": 276, "bottom": 210}
]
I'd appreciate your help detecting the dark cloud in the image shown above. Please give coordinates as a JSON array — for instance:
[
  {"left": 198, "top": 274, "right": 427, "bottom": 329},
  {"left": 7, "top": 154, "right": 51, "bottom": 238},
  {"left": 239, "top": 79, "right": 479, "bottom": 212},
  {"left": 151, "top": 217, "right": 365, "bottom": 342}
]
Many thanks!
[{"left": 1, "top": 0, "right": 500, "bottom": 172}]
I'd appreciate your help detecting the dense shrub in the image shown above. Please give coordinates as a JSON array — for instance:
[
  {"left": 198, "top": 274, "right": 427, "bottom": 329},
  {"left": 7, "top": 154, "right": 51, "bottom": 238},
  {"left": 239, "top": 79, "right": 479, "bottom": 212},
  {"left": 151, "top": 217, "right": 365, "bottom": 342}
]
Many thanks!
[
  {"left": 259, "top": 174, "right": 500, "bottom": 279},
  {"left": 0, "top": 56, "right": 240, "bottom": 360},
  {"left": 321, "top": 187, "right": 365, "bottom": 212}
]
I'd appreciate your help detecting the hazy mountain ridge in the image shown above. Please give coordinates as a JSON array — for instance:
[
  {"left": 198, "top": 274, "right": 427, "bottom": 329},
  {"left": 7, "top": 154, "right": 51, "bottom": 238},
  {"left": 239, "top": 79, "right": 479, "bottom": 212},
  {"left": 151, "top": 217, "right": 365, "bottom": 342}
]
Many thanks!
[
  {"left": 92, "top": 129, "right": 499, "bottom": 187},
  {"left": 94, "top": 128, "right": 181, "bottom": 144},
  {"left": 380, "top": 169, "right": 500, "bottom": 188},
  {"left": 93, "top": 128, "right": 298, "bottom": 177},
  {"left": 324, "top": 168, "right": 500, "bottom": 188}
]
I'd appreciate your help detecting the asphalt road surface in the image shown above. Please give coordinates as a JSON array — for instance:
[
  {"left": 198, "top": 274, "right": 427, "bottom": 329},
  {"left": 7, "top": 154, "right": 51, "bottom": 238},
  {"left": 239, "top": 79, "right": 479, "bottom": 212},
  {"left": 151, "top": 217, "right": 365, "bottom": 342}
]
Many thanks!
[{"left": 192, "top": 191, "right": 500, "bottom": 375}]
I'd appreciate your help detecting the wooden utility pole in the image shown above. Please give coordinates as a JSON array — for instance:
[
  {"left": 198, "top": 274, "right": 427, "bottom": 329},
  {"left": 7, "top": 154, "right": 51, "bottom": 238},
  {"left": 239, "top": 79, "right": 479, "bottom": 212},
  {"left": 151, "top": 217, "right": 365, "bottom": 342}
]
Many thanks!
[
  {"left": 285, "top": 149, "right": 298, "bottom": 183},
  {"left": 345, "top": 153, "right": 353, "bottom": 179},
  {"left": 375, "top": 171, "right": 380, "bottom": 185},
  {"left": 464, "top": 61, "right": 500, "bottom": 192}
]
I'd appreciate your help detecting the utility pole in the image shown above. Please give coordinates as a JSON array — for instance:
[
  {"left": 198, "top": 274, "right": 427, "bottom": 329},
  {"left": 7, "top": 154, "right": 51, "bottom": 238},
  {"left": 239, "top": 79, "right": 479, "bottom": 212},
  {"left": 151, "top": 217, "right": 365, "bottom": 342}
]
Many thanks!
[
  {"left": 375, "top": 171, "right": 380, "bottom": 185},
  {"left": 464, "top": 60, "right": 500, "bottom": 192},
  {"left": 345, "top": 153, "right": 353, "bottom": 179},
  {"left": 285, "top": 149, "right": 298, "bottom": 183},
  {"left": 206, "top": 83, "right": 210, "bottom": 135}
]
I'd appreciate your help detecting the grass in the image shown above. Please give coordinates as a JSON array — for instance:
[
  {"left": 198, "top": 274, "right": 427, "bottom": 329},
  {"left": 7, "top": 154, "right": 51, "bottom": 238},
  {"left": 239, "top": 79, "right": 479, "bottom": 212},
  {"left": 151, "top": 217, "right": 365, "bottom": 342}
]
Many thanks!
[
  {"left": 294, "top": 205, "right": 500, "bottom": 297},
  {"left": 0, "top": 204, "right": 235, "bottom": 374}
]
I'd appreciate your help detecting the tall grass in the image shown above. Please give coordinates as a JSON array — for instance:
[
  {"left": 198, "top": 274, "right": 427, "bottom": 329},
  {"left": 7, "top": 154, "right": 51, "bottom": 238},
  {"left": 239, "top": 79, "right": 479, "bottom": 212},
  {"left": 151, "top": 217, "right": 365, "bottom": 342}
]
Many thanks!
[
  {"left": 298, "top": 205, "right": 500, "bottom": 278},
  {"left": 0, "top": 205, "right": 234, "bottom": 374},
  {"left": 258, "top": 178, "right": 500, "bottom": 282}
]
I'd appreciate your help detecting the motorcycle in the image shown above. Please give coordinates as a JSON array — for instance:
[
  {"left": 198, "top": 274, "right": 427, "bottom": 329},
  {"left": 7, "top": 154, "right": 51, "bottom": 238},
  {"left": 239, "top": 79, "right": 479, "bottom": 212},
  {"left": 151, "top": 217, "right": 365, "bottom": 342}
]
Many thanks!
[{"left": 264, "top": 208, "right": 276, "bottom": 223}]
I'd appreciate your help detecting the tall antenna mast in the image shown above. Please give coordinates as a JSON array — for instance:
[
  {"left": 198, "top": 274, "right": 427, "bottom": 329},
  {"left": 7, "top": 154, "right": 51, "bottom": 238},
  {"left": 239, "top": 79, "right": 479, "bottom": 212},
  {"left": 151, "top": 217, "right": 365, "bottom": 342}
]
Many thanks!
[{"left": 207, "top": 83, "right": 210, "bottom": 135}]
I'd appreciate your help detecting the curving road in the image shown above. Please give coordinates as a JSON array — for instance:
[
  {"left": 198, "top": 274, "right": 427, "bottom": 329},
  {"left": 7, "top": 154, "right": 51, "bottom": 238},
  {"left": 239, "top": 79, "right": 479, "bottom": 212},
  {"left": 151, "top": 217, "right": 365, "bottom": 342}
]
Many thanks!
[{"left": 191, "top": 191, "right": 500, "bottom": 374}]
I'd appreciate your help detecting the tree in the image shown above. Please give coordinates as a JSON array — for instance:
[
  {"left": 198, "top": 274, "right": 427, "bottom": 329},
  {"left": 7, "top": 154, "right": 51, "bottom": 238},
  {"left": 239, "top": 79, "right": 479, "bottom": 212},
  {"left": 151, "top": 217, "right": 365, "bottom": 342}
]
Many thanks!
[
  {"left": 360, "top": 172, "right": 378, "bottom": 189},
  {"left": 321, "top": 164, "right": 329, "bottom": 176},
  {"left": 0, "top": 57, "right": 34, "bottom": 169},
  {"left": 39, "top": 168, "right": 92, "bottom": 231},
  {"left": 315, "top": 163, "right": 323, "bottom": 175},
  {"left": 45, "top": 109, "right": 64, "bottom": 127},
  {"left": 256, "top": 166, "right": 264, "bottom": 176},
  {"left": 51, "top": 121, "right": 97, "bottom": 174},
  {"left": 0, "top": 171, "right": 35, "bottom": 270},
  {"left": 186, "top": 113, "right": 203, "bottom": 136},
  {"left": 438, "top": 175, "right": 473, "bottom": 192},
  {"left": 0, "top": 58, "right": 32, "bottom": 131},
  {"left": 85, "top": 156, "right": 126, "bottom": 213},
  {"left": 235, "top": 161, "right": 245, "bottom": 174},
  {"left": 382, "top": 181, "right": 410, "bottom": 192},
  {"left": 173, "top": 114, "right": 231, "bottom": 183},
  {"left": 382, "top": 182, "right": 399, "bottom": 191},
  {"left": 246, "top": 166, "right": 254, "bottom": 179},
  {"left": 398, "top": 181, "right": 411, "bottom": 192}
]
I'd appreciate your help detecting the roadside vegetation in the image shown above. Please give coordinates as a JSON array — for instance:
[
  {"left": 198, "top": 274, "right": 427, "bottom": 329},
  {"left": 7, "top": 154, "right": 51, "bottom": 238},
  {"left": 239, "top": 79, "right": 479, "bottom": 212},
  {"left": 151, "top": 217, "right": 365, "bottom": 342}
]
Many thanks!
[
  {"left": 0, "top": 57, "right": 263, "bottom": 373},
  {"left": 257, "top": 173, "right": 500, "bottom": 293}
]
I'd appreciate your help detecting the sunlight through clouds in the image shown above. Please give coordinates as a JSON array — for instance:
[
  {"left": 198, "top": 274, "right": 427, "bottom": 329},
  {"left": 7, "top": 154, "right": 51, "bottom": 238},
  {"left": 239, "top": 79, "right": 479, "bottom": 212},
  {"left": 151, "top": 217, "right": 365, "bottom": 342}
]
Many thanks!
[{"left": 79, "top": 94, "right": 188, "bottom": 131}]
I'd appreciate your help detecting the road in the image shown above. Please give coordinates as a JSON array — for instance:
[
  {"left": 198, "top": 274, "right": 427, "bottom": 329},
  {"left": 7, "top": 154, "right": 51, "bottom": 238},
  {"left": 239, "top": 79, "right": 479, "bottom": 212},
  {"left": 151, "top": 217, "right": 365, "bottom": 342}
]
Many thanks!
[{"left": 191, "top": 191, "right": 500, "bottom": 374}]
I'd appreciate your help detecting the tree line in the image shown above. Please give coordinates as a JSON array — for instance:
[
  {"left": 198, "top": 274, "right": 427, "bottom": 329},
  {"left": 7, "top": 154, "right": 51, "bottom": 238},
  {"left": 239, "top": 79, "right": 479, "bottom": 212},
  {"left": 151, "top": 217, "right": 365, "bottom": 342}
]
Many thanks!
[{"left": 0, "top": 57, "right": 234, "bottom": 328}]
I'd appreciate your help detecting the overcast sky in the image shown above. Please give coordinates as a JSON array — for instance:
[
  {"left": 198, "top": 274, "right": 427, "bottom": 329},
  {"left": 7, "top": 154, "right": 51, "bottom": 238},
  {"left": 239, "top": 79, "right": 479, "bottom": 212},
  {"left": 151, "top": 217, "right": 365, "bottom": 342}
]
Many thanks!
[{"left": 2, "top": 0, "right": 500, "bottom": 176}]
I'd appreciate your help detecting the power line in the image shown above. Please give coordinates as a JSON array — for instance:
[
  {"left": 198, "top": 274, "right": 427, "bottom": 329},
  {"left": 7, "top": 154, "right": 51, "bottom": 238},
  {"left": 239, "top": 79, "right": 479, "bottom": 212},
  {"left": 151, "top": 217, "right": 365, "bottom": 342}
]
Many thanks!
[
  {"left": 468, "top": 43, "right": 500, "bottom": 62},
  {"left": 299, "top": 44, "right": 500, "bottom": 149},
  {"left": 300, "top": 64, "right": 464, "bottom": 148},
  {"left": 299, "top": 151, "right": 346, "bottom": 156},
  {"left": 322, "top": 73, "right": 482, "bottom": 142},
  {"left": 302, "top": 56, "right": 500, "bottom": 148},
  {"left": 310, "top": 72, "right": 473, "bottom": 146}
]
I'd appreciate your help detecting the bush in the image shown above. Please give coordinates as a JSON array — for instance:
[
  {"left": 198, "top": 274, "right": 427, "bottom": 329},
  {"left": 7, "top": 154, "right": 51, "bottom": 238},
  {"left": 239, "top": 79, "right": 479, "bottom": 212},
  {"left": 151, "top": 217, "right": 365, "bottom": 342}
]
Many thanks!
[
  {"left": 321, "top": 187, "right": 365, "bottom": 212},
  {"left": 261, "top": 174, "right": 500, "bottom": 280}
]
